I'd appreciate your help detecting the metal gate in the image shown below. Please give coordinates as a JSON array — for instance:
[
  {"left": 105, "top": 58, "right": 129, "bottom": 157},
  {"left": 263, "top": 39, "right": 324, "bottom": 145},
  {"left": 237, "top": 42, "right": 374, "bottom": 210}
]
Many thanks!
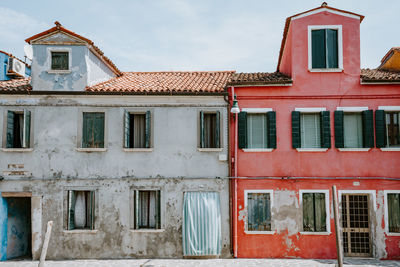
[{"left": 341, "top": 194, "right": 371, "bottom": 257}]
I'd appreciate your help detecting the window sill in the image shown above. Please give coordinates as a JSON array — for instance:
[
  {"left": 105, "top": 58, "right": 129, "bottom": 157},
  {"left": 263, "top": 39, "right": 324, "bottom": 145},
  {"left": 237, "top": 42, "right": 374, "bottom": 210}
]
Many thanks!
[
  {"left": 242, "top": 148, "right": 274, "bottom": 152},
  {"left": 296, "top": 148, "right": 328, "bottom": 152},
  {"left": 198, "top": 148, "right": 223, "bottom": 152},
  {"left": 47, "top": 70, "right": 71, "bottom": 74},
  {"left": 386, "top": 232, "right": 400, "bottom": 236},
  {"left": 63, "top": 230, "right": 98, "bottom": 234},
  {"left": 130, "top": 229, "right": 165, "bottom": 233},
  {"left": 300, "top": 231, "right": 331, "bottom": 235},
  {"left": 76, "top": 148, "right": 107, "bottom": 152},
  {"left": 309, "top": 68, "right": 343, "bottom": 73},
  {"left": 2, "top": 148, "right": 33, "bottom": 153},
  {"left": 380, "top": 148, "right": 400, "bottom": 151},
  {"left": 244, "top": 230, "right": 274, "bottom": 235},
  {"left": 123, "top": 148, "right": 153, "bottom": 152},
  {"left": 338, "top": 148, "right": 371, "bottom": 152}
]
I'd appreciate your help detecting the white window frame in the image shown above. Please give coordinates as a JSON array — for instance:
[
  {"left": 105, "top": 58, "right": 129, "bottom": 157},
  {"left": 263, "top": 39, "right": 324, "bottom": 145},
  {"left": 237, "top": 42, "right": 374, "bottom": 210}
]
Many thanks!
[
  {"left": 299, "top": 189, "right": 331, "bottom": 235},
  {"left": 338, "top": 190, "right": 377, "bottom": 212},
  {"left": 244, "top": 189, "right": 274, "bottom": 234},
  {"left": 336, "top": 107, "right": 371, "bottom": 152},
  {"left": 123, "top": 109, "right": 154, "bottom": 152},
  {"left": 308, "top": 25, "right": 343, "bottom": 72},
  {"left": 384, "top": 190, "right": 400, "bottom": 236},
  {"left": 47, "top": 47, "right": 72, "bottom": 74},
  {"left": 295, "top": 107, "right": 328, "bottom": 152},
  {"left": 378, "top": 106, "right": 400, "bottom": 151},
  {"left": 241, "top": 108, "right": 274, "bottom": 152}
]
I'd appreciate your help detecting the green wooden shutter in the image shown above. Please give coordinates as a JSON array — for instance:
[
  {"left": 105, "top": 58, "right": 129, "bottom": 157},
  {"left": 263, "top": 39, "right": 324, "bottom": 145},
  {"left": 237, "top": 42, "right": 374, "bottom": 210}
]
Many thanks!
[
  {"left": 88, "top": 191, "right": 95, "bottom": 230},
  {"left": 238, "top": 112, "right": 247, "bottom": 149},
  {"left": 124, "top": 110, "right": 130, "bottom": 148},
  {"left": 267, "top": 111, "right": 276, "bottom": 149},
  {"left": 145, "top": 111, "right": 151, "bottom": 148},
  {"left": 375, "top": 110, "right": 386, "bottom": 148},
  {"left": 68, "top": 191, "right": 76, "bottom": 230},
  {"left": 362, "top": 110, "right": 374, "bottom": 148},
  {"left": 6, "top": 111, "right": 15, "bottom": 148},
  {"left": 82, "top": 113, "right": 91, "bottom": 148},
  {"left": 215, "top": 111, "right": 220, "bottom": 148},
  {"left": 326, "top": 29, "right": 338, "bottom": 68},
  {"left": 156, "top": 191, "right": 161, "bottom": 229},
  {"left": 312, "top": 29, "right": 326, "bottom": 68},
  {"left": 134, "top": 190, "right": 139, "bottom": 229},
  {"left": 320, "top": 111, "right": 331, "bottom": 148},
  {"left": 314, "top": 193, "right": 327, "bottom": 232},
  {"left": 23, "top": 109, "right": 31, "bottom": 148},
  {"left": 388, "top": 193, "right": 400, "bottom": 233},
  {"left": 334, "top": 111, "right": 344, "bottom": 148},
  {"left": 303, "top": 193, "right": 314, "bottom": 232},
  {"left": 200, "top": 111, "right": 205, "bottom": 148},
  {"left": 94, "top": 113, "right": 105, "bottom": 148},
  {"left": 292, "top": 111, "right": 301, "bottom": 148}
]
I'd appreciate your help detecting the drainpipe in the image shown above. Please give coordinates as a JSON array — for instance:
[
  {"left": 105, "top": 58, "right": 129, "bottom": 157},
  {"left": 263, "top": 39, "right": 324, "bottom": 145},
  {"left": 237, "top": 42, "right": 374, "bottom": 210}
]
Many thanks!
[{"left": 230, "top": 86, "right": 238, "bottom": 258}]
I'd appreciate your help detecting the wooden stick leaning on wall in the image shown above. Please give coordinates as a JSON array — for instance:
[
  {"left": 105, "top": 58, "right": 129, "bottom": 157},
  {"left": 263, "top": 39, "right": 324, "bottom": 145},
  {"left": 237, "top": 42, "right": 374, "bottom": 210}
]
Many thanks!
[
  {"left": 332, "top": 186, "right": 344, "bottom": 267},
  {"left": 38, "top": 221, "right": 53, "bottom": 267}
]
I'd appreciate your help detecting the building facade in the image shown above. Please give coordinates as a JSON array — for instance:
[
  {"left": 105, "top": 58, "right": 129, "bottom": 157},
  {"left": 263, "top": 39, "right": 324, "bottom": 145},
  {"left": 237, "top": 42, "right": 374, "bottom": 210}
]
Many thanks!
[
  {"left": 0, "top": 50, "right": 31, "bottom": 81},
  {"left": 0, "top": 23, "right": 231, "bottom": 260},
  {"left": 229, "top": 4, "right": 400, "bottom": 260}
]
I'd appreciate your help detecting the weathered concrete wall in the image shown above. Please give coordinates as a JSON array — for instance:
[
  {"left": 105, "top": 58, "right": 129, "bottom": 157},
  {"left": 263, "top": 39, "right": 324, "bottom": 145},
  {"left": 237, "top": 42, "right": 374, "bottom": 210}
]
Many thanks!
[
  {"left": 0, "top": 95, "right": 228, "bottom": 179},
  {"left": 0, "top": 178, "right": 230, "bottom": 259},
  {"left": 6, "top": 198, "right": 30, "bottom": 259}
]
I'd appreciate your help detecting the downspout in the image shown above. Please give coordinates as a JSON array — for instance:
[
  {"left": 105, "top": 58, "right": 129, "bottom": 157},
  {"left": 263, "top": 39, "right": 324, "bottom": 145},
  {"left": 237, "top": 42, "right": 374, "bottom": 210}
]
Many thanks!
[{"left": 231, "top": 86, "right": 238, "bottom": 258}]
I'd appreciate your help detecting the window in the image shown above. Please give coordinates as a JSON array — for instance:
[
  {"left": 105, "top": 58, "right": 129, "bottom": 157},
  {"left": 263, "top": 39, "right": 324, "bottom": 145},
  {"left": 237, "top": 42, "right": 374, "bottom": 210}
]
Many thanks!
[
  {"left": 124, "top": 111, "right": 151, "bottom": 149},
  {"left": 246, "top": 192, "right": 271, "bottom": 231},
  {"left": 199, "top": 111, "right": 220, "bottom": 148},
  {"left": 67, "top": 190, "right": 95, "bottom": 230},
  {"left": 308, "top": 25, "right": 342, "bottom": 70},
  {"left": 334, "top": 109, "right": 374, "bottom": 149},
  {"left": 6, "top": 110, "right": 31, "bottom": 148},
  {"left": 51, "top": 51, "right": 69, "bottom": 70},
  {"left": 376, "top": 110, "right": 400, "bottom": 148},
  {"left": 133, "top": 190, "right": 161, "bottom": 229},
  {"left": 238, "top": 111, "right": 276, "bottom": 149},
  {"left": 302, "top": 192, "right": 327, "bottom": 232},
  {"left": 82, "top": 112, "right": 105, "bottom": 148},
  {"left": 387, "top": 193, "right": 400, "bottom": 233},
  {"left": 292, "top": 110, "right": 331, "bottom": 149}
]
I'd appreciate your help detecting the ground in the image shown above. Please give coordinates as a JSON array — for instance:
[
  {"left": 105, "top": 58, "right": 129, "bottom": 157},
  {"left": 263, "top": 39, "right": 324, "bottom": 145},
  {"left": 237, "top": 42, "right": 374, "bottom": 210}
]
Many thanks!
[{"left": 1, "top": 259, "right": 399, "bottom": 267}]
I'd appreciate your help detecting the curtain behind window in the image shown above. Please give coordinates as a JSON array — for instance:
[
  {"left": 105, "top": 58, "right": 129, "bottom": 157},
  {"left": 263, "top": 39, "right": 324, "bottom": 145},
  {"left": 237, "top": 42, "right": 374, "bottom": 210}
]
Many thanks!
[
  {"left": 247, "top": 114, "right": 268, "bottom": 148},
  {"left": 133, "top": 114, "right": 146, "bottom": 148},
  {"left": 344, "top": 113, "right": 363, "bottom": 148},
  {"left": 301, "top": 114, "right": 321, "bottom": 148}
]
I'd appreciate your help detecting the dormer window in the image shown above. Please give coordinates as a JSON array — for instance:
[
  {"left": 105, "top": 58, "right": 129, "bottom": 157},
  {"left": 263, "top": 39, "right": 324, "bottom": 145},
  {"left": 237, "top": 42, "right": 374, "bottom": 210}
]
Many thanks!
[
  {"left": 308, "top": 25, "right": 343, "bottom": 72},
  {"left": 51, "top": 52, "right": 69, "bottom": 70}
]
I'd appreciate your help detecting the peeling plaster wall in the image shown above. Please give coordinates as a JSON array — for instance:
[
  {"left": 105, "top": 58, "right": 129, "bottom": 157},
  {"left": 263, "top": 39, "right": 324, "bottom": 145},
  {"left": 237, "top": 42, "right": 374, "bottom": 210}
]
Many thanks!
[
  {"left": 0, "top": 178, "right": 230, "bottom": 259},
  {"left": 0, "top": 94, "right": 230, "bottom": 259},
  {"left": 85, "top": 49, "right": 115, "bottom": 86}
]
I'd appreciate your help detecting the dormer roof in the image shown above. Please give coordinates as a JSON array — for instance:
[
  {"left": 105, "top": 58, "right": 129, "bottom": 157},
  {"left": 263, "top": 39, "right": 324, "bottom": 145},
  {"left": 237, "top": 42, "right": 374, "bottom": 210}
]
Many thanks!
[
  {"left": 277, "top": 3, "right": 364, "bottom": 71},
  {"left": 25, "top": 22, "right": 122, "bottom": 76}
]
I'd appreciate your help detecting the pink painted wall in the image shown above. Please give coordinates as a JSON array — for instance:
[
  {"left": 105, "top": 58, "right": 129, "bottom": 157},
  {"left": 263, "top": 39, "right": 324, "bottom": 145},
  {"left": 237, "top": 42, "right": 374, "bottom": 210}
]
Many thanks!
[{"left": 230, "top": 9, "right": 400, "bottom": 259}]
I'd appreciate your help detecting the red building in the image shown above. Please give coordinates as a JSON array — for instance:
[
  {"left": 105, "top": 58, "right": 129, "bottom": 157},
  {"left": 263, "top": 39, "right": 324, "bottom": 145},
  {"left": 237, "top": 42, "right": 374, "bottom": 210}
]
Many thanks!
[{"left": 228, "top": 3, "right": 400, "bottom": 259}]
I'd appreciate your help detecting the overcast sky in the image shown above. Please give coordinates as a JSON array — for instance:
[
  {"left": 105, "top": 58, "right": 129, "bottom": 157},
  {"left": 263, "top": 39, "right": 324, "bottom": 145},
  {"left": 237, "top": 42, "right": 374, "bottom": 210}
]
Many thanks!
[{"left": 1, "top": 0, "right": 399, "bottom": 73}]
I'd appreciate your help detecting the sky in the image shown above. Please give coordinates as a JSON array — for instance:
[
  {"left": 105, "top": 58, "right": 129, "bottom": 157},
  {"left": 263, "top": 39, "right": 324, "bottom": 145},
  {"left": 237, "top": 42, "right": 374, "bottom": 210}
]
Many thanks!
[{"left": 1, "top": 0, "right": 399, "bottom": 73}]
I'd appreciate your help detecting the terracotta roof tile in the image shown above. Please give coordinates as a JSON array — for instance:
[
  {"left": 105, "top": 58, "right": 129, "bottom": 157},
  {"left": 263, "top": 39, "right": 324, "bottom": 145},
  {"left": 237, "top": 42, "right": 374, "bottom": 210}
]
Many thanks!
[
  {"left": 361, "top": 69, "right": 400, "bottom": 83},
  {"left": 228, "top": 72, "right": 292, "bottom": 86},
  {"left": 25, "top": 22, "right": 121, "bottom": 76},
  {"left": 0, "top": 78, "right": 31, "bottom": 92},
  {"left": 86, "top": 71, "right": 235, "bottom": 93}
]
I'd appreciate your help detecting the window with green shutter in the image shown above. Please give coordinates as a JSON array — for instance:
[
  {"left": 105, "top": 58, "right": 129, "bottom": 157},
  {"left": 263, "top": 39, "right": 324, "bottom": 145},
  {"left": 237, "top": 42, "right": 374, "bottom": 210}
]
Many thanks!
[
  {"left": 301, "top": 113, "right": 322, "bottom": 148},
  {"left": 199, "top": 111, "right": 220, "bottom": 148},
  {"left": 82, "top": 112, "right": 105, "bottom": 148},
  {"left": 247, "top": 192, "right": 271, "bottom": 231},
  {"left": 124, "top": 111, "right": 151, "bottom": 149},
  {"left": 387, "top": 193, "right": 400, "bottom": 233},
  {"left": 302, "top": 192, "right": 327, "bottom": 232},
  {"left": 311, "top": 28, "right": 339, "bottom": 69},
  {"left": 385, "top": 112, "right": 400, "bottom": 148},
  {"left": 238, "top": 111, "right": 276, "bottom": 149},
  {"left": 67, "top": 190, "right": 95, "bottom": 230},
  {"left": 6, "top": 110, "right": 31, "bottom": 148},
  {"left": 344, "top": 113, "right": 363, "bottom": 148},
  {"left": 133, "top": 190, "right": 161, "bottom": 229}
]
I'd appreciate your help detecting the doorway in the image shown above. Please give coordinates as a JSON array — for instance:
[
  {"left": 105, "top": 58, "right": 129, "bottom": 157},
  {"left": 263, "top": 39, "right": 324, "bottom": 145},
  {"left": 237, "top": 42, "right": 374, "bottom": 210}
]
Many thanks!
[{"left": 341, "top": 194, "right": 371, "bottom": 257}]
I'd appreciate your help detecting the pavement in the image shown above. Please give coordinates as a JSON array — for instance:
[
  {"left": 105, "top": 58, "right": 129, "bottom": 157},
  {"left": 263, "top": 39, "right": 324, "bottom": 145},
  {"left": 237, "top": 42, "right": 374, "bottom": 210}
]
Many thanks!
[{"left": 0, "top": 259, "right": 399, "bottom": 267}]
